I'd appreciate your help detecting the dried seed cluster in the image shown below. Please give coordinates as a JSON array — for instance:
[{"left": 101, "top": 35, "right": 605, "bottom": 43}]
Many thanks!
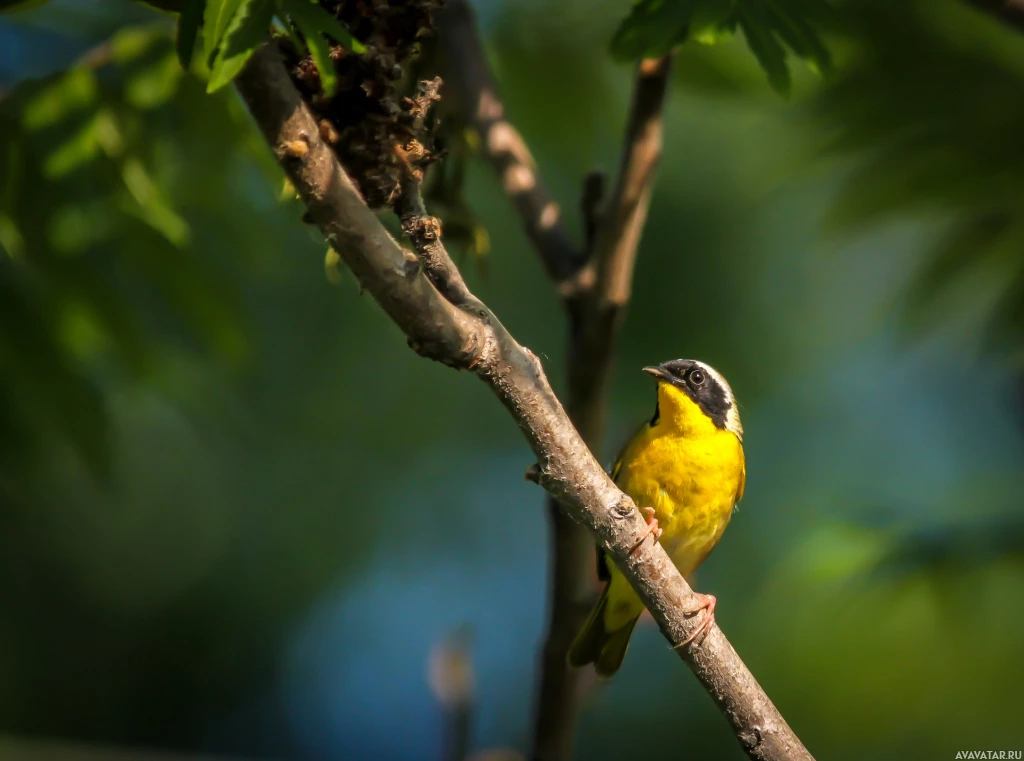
[{"left": 284, "top": 0, "right": 445, "bottom": 208}]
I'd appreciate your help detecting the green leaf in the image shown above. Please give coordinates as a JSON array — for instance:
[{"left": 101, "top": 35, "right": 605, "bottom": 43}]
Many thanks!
[
  {"left": 203, "top": 0, "right": 245, "bottom": 65},
  {"left": 913, "top": 212, "right": 1015, "bottom": 301},
  {"left": 763, "top": 0, "right": 832, "bottom": 75},
  {"left": 0, "top": 214, "right": 25, "bottom": 258},
  {"left": 176, "top": 0, "right": 206, "bottom": 69},
  {"left": 42, "top": 113, "right": 102, "bottom": 178},
  {"left": 610, "top": 0, "right": 697, "bottom": 62},
  {"left": 110, "top": 25, "right": 167, "bottom": 63},
  {"left": 689, "top": 0, "right": 736, "bottom": 45},
  {"left": 736, "top": 1, "right": 790, "bottom": 95},
  {"left": 610, "top": 0, "right": 831, "bottom": 95},
  {"left": 119, "top": 158, "right": 191, "bottom": 245},
  {"left": 126, "top": 53, "right": 183, "bottom": 109},
  {"left": 206, "top": 0, "right": 276, "bottom": 93},
  {"left": 280, "top": 0, "right": 367, "bottom": 96},
  {"left": 21, "top": 68, "right": 98, "bottom": 130}
]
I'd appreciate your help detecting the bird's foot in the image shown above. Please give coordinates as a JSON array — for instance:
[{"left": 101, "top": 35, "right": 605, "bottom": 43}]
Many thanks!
[
  {"left": 673, "top": 593, "right": 717, "bottom": 649},
  {"left": 628, "top": 506, "right": 662, "bottom": 556}
]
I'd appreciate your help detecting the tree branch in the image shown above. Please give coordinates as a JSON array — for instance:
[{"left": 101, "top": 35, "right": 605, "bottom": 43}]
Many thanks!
[
  {"left": 569, "top": 55, "right": 672, "bottom": 450},
  {"left": 589, "top": 56, "right": 671, "bottom": 310},
  {"left": 433, "top": 0, "right": 585, "bottom": 284},
  {"left": 435, "top": 4, "right": 673, "bottom": 756},
  {"left": 529, "top": 55, "right": 673, "bottom": 761},
  {"left": 234, "top": 42, "right": 813, "bottom": 761},
  {"left": 434, "top": 5, "right": 674, "bottom": 760}
]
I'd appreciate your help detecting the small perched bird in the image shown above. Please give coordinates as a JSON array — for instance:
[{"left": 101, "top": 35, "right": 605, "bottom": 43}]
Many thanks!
[{"left": 568, "top": 359, "right": 746, "bottom": 677}]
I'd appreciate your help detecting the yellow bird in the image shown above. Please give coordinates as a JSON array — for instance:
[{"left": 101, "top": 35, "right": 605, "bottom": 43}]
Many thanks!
[{"left": 568, "top": 359, "right": 746, "bottom": 676}]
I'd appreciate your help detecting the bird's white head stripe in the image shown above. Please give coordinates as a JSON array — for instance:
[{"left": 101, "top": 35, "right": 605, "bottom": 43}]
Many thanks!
[{"left": 693, "top": 360, "right": 743, "bottom": 440}]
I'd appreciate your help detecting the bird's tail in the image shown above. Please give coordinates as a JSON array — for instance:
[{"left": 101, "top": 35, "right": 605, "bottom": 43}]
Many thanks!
[{"left": 567, "top": 584, "right": 642, "bottom": 677}]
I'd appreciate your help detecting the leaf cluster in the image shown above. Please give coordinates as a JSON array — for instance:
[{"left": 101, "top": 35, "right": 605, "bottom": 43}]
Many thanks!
[
  {"left": 611, "top": 0, "right": 834, "bottom": 95},
  {"left": 182, "top": 0, "right": 365, "bottom": 93},
  {"left": 0, "top": 27, "right": 249, "bottom": 481},
  {"left": 814, "top": 0, "right": 1024, "bottom": 359}
]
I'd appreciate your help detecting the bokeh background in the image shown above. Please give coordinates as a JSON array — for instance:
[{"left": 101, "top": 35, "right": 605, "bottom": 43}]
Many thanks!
[{"left": 1, "top": 1, "right": 1023, "bottom": 760}]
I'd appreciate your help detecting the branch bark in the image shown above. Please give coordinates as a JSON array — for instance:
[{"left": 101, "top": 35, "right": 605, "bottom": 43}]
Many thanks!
[
  {"left": 436, "top": 5, "right": 672, "bottom": 758},
  {"left": 532, "top": 57, "right": 674, "bottom": 761},
  {"left": 433, "top": 0, "right": 585, "bottom": 284},
  {"left": 235, "top": 41, "right": 813, "bottom": 761}
]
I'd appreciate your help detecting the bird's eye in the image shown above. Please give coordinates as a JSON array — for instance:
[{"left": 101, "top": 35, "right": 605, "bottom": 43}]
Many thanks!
[{"left": 689, "top": 369, "right": 706, "bottom": 386}]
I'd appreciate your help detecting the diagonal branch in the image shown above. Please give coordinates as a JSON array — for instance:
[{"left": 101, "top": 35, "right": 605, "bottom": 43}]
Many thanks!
[
  {"left": 235, "top": 41, "right": 813, "bottom": 761},
  {"left": 534, "top": 56, "right": 674, "bottom": 761},
  {"left": 435, "top": 4, "right": 673, "bottom": 758}
]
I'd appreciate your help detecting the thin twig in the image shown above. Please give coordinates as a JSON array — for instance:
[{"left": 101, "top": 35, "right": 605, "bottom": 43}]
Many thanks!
[
  {"left": 235, "top": 42, "right": 813, "bottom": 761},
  {"left": 395, "top": 172, "right": 479, "bottom": 310},
  {"left": 590, "top": 56, "right": 672, "bottom": 310},
  {"left": 433, "top": 0, "right": 585, "bottom": 284}
]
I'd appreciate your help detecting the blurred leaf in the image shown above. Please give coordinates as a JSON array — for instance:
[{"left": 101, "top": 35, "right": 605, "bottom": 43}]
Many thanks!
[
  {"left": 110, "top": 24, "right": 170, "bottom": 62},
  {"left": 610, "top": 0, "right": 698, "bottom": 61},
  {"left": 689, "top": 0, "right": 735, "bottom": 45},
  {"left": 48, "top": 201, "right": 119, "bottom": 254},
  {"left": 125, "top": 52, "right": 183, "bottom": 109},
  {"left": 206, "top": 0, "right": 276, "bottom": 93},
  {"left": 21, "top": 68, "right": 98, "bottom": 130},
  {"left": 0, "top": 23, "right": 250, "bottom": 479},
  {"left": 609, "top": 0, "right": 832, "bottom": 94},
  {"left": 0, "top": 274, "right": 112, "bottom": 482},
  {"left": 120, "top": 157, "right": 191, "bottom": 245},
  {"left": 815, "top": 0, "right": 1024, "bottom": 356},
  {"left": 736, "top": 0, "right": 790, "bottom": 95},
  {"left": 906, "top": 212, "right": 1016, "bottom": 315},
  {"left": 176, "top": 0, "right": 206, "bottom": 69},
  {"left": 42, "top": 112, "right": 104, "bottom": 178},
  {"left": 763, "top": 0, "right": 832, "bottom": 74},
  {"left": 0, "top": 215, "right": 25, "bottom": 258}
]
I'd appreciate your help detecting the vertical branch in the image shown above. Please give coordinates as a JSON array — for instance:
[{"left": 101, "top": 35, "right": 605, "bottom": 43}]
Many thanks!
[
  {"left": 434, "top": 6, "right": 672, "bottom": 758},
  {"left": 537, "top": 56, "right": 672, "bottom": 761},
  {"left": 569, "top": 55, "right": 672, "bottom": 456}
]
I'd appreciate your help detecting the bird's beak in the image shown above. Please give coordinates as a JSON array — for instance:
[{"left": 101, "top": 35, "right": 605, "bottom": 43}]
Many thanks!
[{"left": 643, "top": 365, "right": 669, "bottom": 382}]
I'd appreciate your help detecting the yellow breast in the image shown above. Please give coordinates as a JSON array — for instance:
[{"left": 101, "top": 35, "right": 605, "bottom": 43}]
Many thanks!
[{"left": 613, "top": 388, "right": 745, "bottom": 578}]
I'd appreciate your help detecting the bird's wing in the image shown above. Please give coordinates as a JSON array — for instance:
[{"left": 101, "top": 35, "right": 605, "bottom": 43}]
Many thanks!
[
  {"left": 609, "top": 419, "right": 650, "bottom": 483},
  {"left": 735, "top": 454, "right": 746, "bottom": 504},
  {"left": 597, "top": 421, "right": 652, "bottom": 581}
]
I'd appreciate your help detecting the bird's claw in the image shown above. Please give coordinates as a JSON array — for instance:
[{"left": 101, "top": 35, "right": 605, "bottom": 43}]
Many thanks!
[
  {"left": 628, "top": 506, "right": 662, "bottom": 556},
  {"left": 674, "top": 593, "right": 717, "bottom": 649}
]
